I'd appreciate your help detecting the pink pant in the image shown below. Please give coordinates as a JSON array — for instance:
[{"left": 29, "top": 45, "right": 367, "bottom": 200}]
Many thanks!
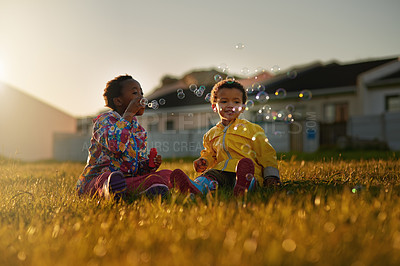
[{"left": 83, "top": 169, "right": 172, "bottom": 197}]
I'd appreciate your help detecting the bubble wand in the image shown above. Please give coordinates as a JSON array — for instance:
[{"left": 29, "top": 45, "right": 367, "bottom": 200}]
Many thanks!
[{"left": 148, "top": 148, "right": 157, "bottom": 168}]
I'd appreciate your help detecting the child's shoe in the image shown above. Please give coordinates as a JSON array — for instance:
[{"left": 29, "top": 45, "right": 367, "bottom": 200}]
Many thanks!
[
  {"left": 234, "top": 158, "right": 255, "bottom": 196},
  {"left": 138, "top": 175, "right": 170, "bottom": 198},
  {"left": 103, "top": 171, "right": 127, "bottom": 200},
  {"left": 170, "top": 169, "right": 203, "bottom": 194}
]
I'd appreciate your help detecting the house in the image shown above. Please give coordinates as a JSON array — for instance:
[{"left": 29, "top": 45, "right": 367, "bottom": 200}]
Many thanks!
[
  {"left": 139, "top": 56, "right": 400, "bottom": 156},
  {"left": 0, "top": 82, "right": 76, "bottom": 161},
  {"left": 53, "top": 56, "right": 400, "bottom": 162}
]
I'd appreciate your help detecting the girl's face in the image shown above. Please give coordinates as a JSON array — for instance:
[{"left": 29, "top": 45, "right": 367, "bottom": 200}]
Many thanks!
[
  {"left": 212, "top": 88, "right": 244, "bottom": 126},
  {"left": 116, "top": 79, "right": 145, "bottom": 115}
]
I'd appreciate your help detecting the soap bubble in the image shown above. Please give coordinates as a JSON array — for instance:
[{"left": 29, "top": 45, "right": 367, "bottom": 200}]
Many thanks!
[
  {"left": 240, "top": 67, "right": 250, "bottom": 77},
  {"left": 246, "top": 173, "right": 254, "bottom": 181},
  {"left": 226, "top": 76, "right": 235, "bottom": 83},
  {"left": 252, "top": 132, "right": 265, "bottom": 141},
  {"left": 150, "top": 100, "right": 159, "bottom": 110},
  {"left": 262, "top": 105, "right": 272, "bottom": 113},
  {"left": 235, "top": 43, "right": 245, "bottom": 49},
  {"left": 177, "top": 91, "right": 185, "bottom": 99},
  {"left": 195, "top": 89, "right": 204, "bottom": 97},
  {"left": 241, "top": 144, "right": 251, "bottom": 154},
  {"left": 214, "top": 74, "right": 223, "bottom": 83},
  {"left": 218, "top": 63, "right": 229, "bottom": 72},
  {"left": 255, "top": 91, "right": 269, "bottom": 102},
  {"left": 205, "top": 93, "right": 211, "bottom": 102},
  {"left": 285, "top": 104, "right": 295, "bottom": 113},
  {"left": 159, "top": 98, "right": 166, "bottom": 105},
  {"left": 287, "top": 70, "right": 298, "bottom": 79},
  {"left": 189, "top": 84, "right": 197, "bottom": 92},
  {"left": 271, "top": 65, "right": 281, "bottom": 73},
  {"left": 245, "top": 100, "right": 254, "bottom": 110},
  {"left": 140, "top": 98, "right": 149, "bottom": 106},
  {"left": 275, "top": 88, "right": 287, "bottom": 99},
  {"left": 299, "top": 89, "right": 312, "bottom": 100}
]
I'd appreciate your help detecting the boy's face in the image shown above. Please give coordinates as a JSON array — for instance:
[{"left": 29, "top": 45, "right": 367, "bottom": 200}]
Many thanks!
[
  {"left": 117, "top": 79, "right": 145, "bottom": 116},
  {"left": 212, "top": 88, "right": 244, "bottom": 126}
]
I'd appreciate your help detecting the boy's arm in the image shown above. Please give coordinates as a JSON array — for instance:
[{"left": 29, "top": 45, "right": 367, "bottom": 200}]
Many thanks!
[
  {"left": 252, "top": 128, "right": 280, "bottom": 185},
  {"left": 199, "top": 133, "right": 217, "bottom": 169}
]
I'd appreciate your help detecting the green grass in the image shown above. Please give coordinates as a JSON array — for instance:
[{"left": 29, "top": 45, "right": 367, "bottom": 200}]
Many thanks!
[{"left": 1, "top": 157, "right": 400, "bottom": 265}]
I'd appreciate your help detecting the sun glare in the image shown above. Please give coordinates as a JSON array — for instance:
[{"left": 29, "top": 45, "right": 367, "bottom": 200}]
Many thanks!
[{"left": 0, "top": 60, "right": 5, "bottom": 80}]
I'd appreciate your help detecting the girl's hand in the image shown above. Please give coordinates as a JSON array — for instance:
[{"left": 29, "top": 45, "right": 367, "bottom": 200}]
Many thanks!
[
  {"left": 154, "top": 155, "right": 162, "bottom": 168},
  {"left": 194, "top": 158, "right": 208, "bottom": 172}
]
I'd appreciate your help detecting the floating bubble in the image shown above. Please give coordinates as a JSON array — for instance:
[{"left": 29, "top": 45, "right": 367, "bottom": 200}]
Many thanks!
[
  {"left": 271, "top": 65, "right": 281, "bottom": 73},
  {"left": 262, "top": 105, "right": 272, "bottom": 113},
  {"left": 276, "top": 110, "right": 285, "bottom": 120},
  {"left": 195, "top": 89, "right": 204, "bottom": 97},
  {"left": 240, "top": 67, "right": 250, "bottom": 77},
  {"left": 189, "top": 84, "right": 197, "bottom": 92},
  {"left": 245, "top": 173, "right": 254, "bottom": 181},
  {"left": 274, "top": 131, "right": 285, "bottom": 137},
  {"left": 299, "top": 89, "right": 312, "bottom": 100},
  {"left": 351, "top": 184, "right": 365, "bottom": 193},
  {"left": 140, "top": 98, "right": 149, "bottom": 106},
  {"left": 252, "top": 132, "right": 265, "bottom": 141},
  {"left": 241, "top": 144, "right": 251, "bottom": 154},
  {"left": 159, "top": 98, "right": 166, "bottom": 105},
  {"left": 285, "top": 104, "right": 295, "bottom": 113},
  {"left": 235, "top": 43, "right": 245, "bottom": 49},
  {"left": 205, "top": 93, "right": 211, "bottom": 102},
  {"left": 226, "top": 76, "right": 235, "bottom": 83},
  {"left": 245, "top": 100, "right": 254, "bottom": 110},
  {"left": 177, "top": 91, "right": 185, "bottom": 99},
  {"left": 177, "top": 88, "right": 183, "bottom": 93},
  {"left": 255, "top": 91, "right": 269, "bottom": 102},
  {"left": 151, "top": 100, "right": 159, "bottom": 110},
  {"left": 284, "top": 115, "right": 295, "bottom": 124},
  {"left": 246, "top": 87, "right": 255, "bottom": 94},
  {"left": 275, "top": 88, "right": 287, "bottom": 99},
  {"left": 214, "top": 74, "right": 223, "bottom": 83},
  {"left": 255, "top": 67, "right": 267, "bottom": 74},
  {"left": 218, "top": 63, "right": 229, "bottom": 72},
  {"left": 287, "top": 70, "right": 298, "bottom": 79},
  {"left": 249, "top": 150, "right": 257, "bottom": 159}
]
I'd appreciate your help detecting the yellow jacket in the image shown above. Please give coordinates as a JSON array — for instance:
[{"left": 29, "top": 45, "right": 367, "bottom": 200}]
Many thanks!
[{"left": 199, "top": 118, "right": 279, "bottom": 185}]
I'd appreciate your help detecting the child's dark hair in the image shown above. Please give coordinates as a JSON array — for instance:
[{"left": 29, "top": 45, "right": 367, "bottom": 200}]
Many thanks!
[
  {"left": 210, "top": 79, "right": 247, "bottom": 104},
  {"left": 103, "top": 74, "right": 134, "bottom": 110}
]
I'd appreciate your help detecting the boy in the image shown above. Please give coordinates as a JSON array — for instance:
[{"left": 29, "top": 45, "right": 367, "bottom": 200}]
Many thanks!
[
  {"left": 76, "top": 75, "right": 172, "bottom": 199},
  {"left": 170, "top": 79, "right": 280, "bottom": 196}
]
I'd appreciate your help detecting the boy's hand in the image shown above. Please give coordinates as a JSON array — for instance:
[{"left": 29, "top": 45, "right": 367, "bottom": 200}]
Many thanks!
[
  {"left": 154, "top": 155, "right": 162, "bottom": 168},
  {"left": 263, "top": 177, "right": 281, "bottom": 187},
  {"left": 194, "top": 158, "right": 208, "bottom": 172}
]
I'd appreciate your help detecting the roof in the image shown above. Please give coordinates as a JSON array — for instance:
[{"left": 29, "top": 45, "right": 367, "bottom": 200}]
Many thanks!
[
  {"left": 145, "top": 57, "right": 399, "bottom": 109},
  {"left": 258, "top": 57, "right": 398, "bottom": 94}
]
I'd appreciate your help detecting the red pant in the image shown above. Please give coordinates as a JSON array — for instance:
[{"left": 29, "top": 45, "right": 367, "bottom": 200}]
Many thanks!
[{"left": 83, "top": 169, "right": 172, "bottom": 197}]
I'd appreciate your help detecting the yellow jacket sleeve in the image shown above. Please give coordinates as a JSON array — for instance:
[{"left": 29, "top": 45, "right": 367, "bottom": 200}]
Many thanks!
[
  {"left": 199, "top": 131, "right": 217, "bottom": 169},
  {"left": 251, "top": 125, "right": 280, "bottom": 179}
]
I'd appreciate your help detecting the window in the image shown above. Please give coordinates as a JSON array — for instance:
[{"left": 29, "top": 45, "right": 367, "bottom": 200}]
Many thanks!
[
  {"left": 166, "top": 120, "right": 174, "bottom": 131},
  {"left": 386, "top": 95, "right": 400, "bottom": 112},
  {"left": 148, "top": 123, "right": 158, "bottom": 132},
  {"left": 324, "top": 103, "right": 348, "bottom": 123}
]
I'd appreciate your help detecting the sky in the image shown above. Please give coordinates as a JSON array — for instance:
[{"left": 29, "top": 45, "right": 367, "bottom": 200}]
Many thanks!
[{"left": 0, "top": 0, "right": 399, "bottom": 117}]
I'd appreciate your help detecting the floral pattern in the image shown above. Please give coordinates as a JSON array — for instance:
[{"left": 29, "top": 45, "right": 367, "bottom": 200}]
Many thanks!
[{"left": 76, "top": 111, "right": 152, "bottom": 194}]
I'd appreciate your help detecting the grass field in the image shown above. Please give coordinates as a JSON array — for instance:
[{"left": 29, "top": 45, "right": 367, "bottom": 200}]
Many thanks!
[{"left": 1, "top": 153, "right": 400, "bottom": 265}]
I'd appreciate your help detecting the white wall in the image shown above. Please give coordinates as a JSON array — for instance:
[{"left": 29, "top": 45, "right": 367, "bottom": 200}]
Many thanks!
[{"left": 0, "top": 83, "right": 76, "bottom": 161}]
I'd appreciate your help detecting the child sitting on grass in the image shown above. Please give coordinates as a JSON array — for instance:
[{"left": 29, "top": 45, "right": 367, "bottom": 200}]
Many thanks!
[
  {"left": 170, "top": 79, "right": 280, "bottom": 196},
  {"left": 76, "top": 74, "right": 172, "bottom": 199}
]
